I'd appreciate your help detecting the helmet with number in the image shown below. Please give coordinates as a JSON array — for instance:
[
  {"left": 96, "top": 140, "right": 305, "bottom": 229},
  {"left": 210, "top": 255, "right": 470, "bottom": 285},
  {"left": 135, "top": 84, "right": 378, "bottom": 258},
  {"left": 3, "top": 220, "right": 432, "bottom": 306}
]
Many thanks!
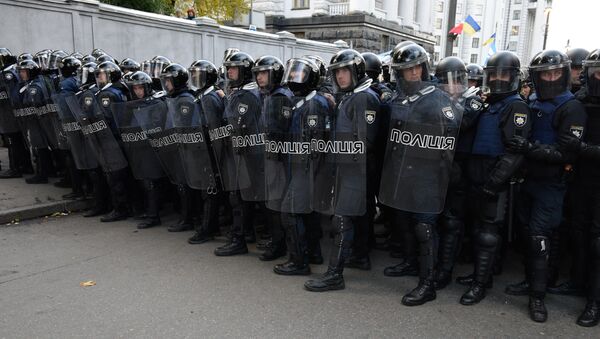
[
  {"left": 91, "top": 48, "right": 107, "bottom": 58},
  {"left": 150, "top": 56, "right": 171, "bottom": 79},
  {"left": 435, "top": 56, "right": 468, "bottom": 95},
  {"left": 95, "top": 61, "right": 122, "bottom": 88},
  {"left": 48, "top": 50, "right": 68, "bottom": 70},
  {"left": 58, "top": 56, "right": 82, "bottom": 78},
  {"left": 362, "top": 52, "right": 383, "bottom": 82},
  {"left": 391, "top": 43, "right": 430, "bottom": 94},
  {"left": 583, "top": 48, "right": 600, "bottom": 97},
  {"left": 466, "top": 63, "right": 484, "bottom": 87},
  {"left": 223, "top": 51, "right": 254, "bottom": 88},
  {"left": 160, "top": 63, "right": 189, "bottom": 95},
  {"left": 482, "top": 51, "right": 521, "bottom": 96},
  {"left": 34, "top": 50, "right": 52, "bottom": 70},
  {"left": 16, "top": 59, "right": 41, "bottom": 82},
  {"left": 282, "top": 57, "right": 320, "bottom": 96},
  {"left": 328, "top": 49, "right": 366, "bottom": 92},
  {"left": 529, "top": 49, "right": 571, "bottom": 100},
  {"left": 189, "top": 60, "right": 218, "bottom": 91},
  {"left": 77, "top": 62, "right": 98, "bottom": 87},
  {"left": 252, "top": 55, "right": 285, "bottom": 92},
  {"left": 126, "top": 71, "right": 153, "bottom": 99},
  {"left": 120, "top": 58, "right": 141, "bottom": 73},
  {"left": 96, "top": 54, "right": 115, "bottom": 65},
  {"left": 0, "top": 48, "right": 17, "bottom": 69}
]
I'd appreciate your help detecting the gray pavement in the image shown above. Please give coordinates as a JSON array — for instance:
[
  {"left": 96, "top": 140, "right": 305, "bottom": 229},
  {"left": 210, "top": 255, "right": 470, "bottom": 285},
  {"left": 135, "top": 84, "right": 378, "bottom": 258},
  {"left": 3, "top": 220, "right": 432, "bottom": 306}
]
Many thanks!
[
  {"left": 0, "top": 148, "right": 90, "bottom": 224},
  {"left": 0, "top": 213, "right": 597, "bottom": 338}
]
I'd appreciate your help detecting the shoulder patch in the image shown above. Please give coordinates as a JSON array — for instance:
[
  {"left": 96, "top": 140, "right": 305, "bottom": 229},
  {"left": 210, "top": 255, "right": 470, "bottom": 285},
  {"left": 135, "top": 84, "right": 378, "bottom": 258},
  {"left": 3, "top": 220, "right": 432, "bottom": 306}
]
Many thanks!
[
  {"left": 181, "top": 105, "right": 191, "bottom": 115},
  {"left": 513, "top": 113, "right": 527, "bottom": 128},
  {"left": 570, "top": 125, "right": 584, "bottom": 139},
  {"left": 29, "top": 87, "right": 38, "bottom": 96},
  {"left": 442, "top": 106, "right": 454, "bottom": 120},
  {"left": 237, "top": 103, "right": 248, "bottom": 115},
  {"left": 307, "top": 115, "right": 318, "bottom": 128},
  {"left": 84, "top": 96, "right": 93, "bottom": 107},
  {"left": 4, "top": 73, "right": 13, "bottom": 81},
  {"left": 282, "top": 106, "right": 291, "bottom": 119},
  {"left": 101, "top": 97, "right": 110, "bottom": 107},
  {"left": 468, "top": 97, "right": 483, "bottom": 111},
  {"left": 365, "top": 110, "right": 376, "bottom": 124}
]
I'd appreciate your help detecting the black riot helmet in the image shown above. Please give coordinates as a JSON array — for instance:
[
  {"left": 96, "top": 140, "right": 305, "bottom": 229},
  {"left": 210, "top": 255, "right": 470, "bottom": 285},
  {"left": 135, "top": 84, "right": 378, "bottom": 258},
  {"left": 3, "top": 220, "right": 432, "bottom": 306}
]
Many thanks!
[
  {"left": 82, "top": 54, "right": 96, "bottom": 64},
  {"left": 583, "top": 49, "right": 600, "bottom": 97},
  {"left": 96, "top": 54, "right": 115, "bottom": 65},
  {"left": 529, "top": 49, "right": 571, "bottom": 100},
  {"left": 566, "top": 48, "right": 589, "bottom": 69},
  {"left": 435, "top": 56, "right": 468, "bottom": 96},
  {"left": 223, "top": 51, "right": 255, "bottom": 88},
  {"left": 126, "top": 71, "right": 153, "bottom": 99},
  {"left": 91, "top": 48, "right": 106, "bottom": 58},
  {"left": 328, "top": 49, "right": 366, "bottom": 92},
  {"left": 120, "top": 58, "right": 141, "bottom": 73},
  {"left": 70, "top": 52, "right": 84, "bottom": 60},
  {"left": 223, "top": 48, "right": 240, "bottom": 62},
  {"left": 392, "top": 41, "right": 416, "bottom": 59},
  {"left": 252, "top": 55, "right": 285, "bottom": 92},
  {"left": 361, "top": 52, "right": 383, "bottom": 82},
  {"left": 303, "top": 55, "right": 327, "bottom": 85},
  {"left": 282, "top": 57, "right": 321, "bottom": 96},
  {"left": 48, "top": 50, "right": 68, "bottom": 70},
  {"left": 77, "top": 62, "right": 98, "bottom": 87},
  {"left": 34, "top": 50, "right": 51, "bottom": 70},
  {"left": 482, "top": 51, "right": 521, "bottom": 96},
  {"left": 58, "top": 56, "right": 82, "bottom": 78},
  {"left": 0, "top": 48, "right": 17, "bottom": 69},
  {"left": 95, "top": 61, "right": 122, "bottom": 88},
  {"left": 18, "top": 53, "right": 33, "bottom": 62},
  {"left": 141, "top": 60, "right": 152, "bottom": 75},
  {"left": 391, "top": 43, "right": 430, "bottom": 94},
  {"left": 466, "top": 63, "right": 484, "bottom": 87},
  {"left": 16, "top": 59, "right": 41, "bottom": 82},
  {"left": 189, "top": 60, "right": 218, "bottom": 91},
  {"left": 160, "top": 63, "right": 189, "bottom": 95},
  {"left": 150, "top": 55, "right": 171, "bottom": 79}
]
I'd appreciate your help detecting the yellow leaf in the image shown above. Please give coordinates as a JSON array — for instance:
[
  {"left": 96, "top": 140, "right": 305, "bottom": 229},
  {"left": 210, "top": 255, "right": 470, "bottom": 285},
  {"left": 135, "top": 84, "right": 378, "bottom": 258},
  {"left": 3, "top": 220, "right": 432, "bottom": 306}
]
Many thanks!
[{"left": 80, "top": 280, "right": 96, "bottom": 287}]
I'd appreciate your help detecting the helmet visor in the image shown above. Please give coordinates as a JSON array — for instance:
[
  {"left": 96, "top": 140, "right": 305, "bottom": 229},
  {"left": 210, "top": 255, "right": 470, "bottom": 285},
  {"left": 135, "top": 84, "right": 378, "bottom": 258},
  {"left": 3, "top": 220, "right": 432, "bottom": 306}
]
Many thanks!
[
  {"left": 189, "top": 68, "right": 208, "bottom": 90},
  {"left": 150, "top": 60, "right": 168, "bottom": 79},
  {"left": 437, "top": 70, "right": 468, "bottom": 96},
  {"left": 482, "top": 68, "right": 519, "bottom": 95}
]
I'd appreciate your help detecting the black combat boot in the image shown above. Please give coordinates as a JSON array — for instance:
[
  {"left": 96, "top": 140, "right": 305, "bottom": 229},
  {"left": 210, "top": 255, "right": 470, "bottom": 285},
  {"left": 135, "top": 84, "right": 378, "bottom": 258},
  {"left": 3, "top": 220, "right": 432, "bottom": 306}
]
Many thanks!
[
  {"left": 528, "top": 235, "right": 549, "bottom": 323},
  {"left": 434, "top": 217, "right": 463, "bottom": 290},
  {"left": 402, "top": 223, "right": 436, "bottom": 306},
  {"left": 460, "top": 226, "right": 499, "bottom": 305},
  {"left": 168, "top": 185, "right": 194, "bottom": 232}
]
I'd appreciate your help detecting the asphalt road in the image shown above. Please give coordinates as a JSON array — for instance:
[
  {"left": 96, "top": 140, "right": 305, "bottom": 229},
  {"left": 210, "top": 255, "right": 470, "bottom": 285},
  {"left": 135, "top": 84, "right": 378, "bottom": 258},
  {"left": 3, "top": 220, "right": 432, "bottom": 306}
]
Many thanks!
[{"left": 0, "top": 213, "right": 596, "bottom": 338}]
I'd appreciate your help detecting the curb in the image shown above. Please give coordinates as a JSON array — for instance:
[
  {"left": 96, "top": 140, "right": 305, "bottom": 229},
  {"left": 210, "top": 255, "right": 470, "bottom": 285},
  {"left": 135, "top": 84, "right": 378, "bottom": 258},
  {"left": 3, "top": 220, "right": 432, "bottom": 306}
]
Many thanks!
[{"left": 0, "top": 199, "right": 92, "bottom": 225}]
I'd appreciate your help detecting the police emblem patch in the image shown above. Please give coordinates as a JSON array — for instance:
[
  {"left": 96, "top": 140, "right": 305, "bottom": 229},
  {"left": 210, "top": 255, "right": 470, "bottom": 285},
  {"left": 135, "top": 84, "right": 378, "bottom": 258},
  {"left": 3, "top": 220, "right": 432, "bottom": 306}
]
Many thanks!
[
  {"left": 570, "top": 125, "right": 584, "bottom": 139},
  {"left": 101, "top": 97, "right": 110, "bottom": 107},
  {"left": 469, "top": 98, "right": 482, "bottom": 111},
  {"left": 307, "top": 115, "right": 318, "bottom": 127},
  {"left": 29, "top": 87, "right": 37, "bottom": 96},
  {"left": 514, "top": 113, "right": 527, "bottom": 127},
  {"left": 5, "top": 73, "right": 13, "bottom": 81},
  {"left": 181, "top": 106, "right": 189, "bottom": 115},
  {"left": 238, "top": 103, "right": 248, "bottom": 115},
  {"left": 84, "top": 97, "right": 93, "bottom": 107},
  {"left": 282, "top": 106, "right": 291, "bottom": 119},
  {"left": 365, "top": 110, "right": 376, "bottom": 124},
  {"left": 442, "top": 106, "right": 454, "bottom": 120}
]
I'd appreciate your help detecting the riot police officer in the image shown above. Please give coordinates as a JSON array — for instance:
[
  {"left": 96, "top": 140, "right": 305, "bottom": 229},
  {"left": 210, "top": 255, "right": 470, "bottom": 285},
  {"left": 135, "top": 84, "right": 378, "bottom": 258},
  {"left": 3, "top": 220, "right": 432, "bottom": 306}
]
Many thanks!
[
  {"left": 253, "top": 55, "right": 292, "bottom": 261},
  {"left": 506, "top": 50, "right": 586, "bottom": 322},
  {"left": 566, "top": 48, "right": 589, "bottom": 94},
  {"left": 304, "top": 49, "right": 380, "bottom": 291},
  {"left": 562, "top": 48, "right": 600, "bottom": 327},
  {"left": 120, "top": 58, "right": 141, "bottom": 74},
  {"left": 272, "top": 57, "right": 329, "bottom": 275},
  {"left": 149, "top": 56, "right": 171, "bottom": 92},
  {"left": 214, "top": 51, "right": 262, "bottom": 256},
  {"left": 466, "top": 63, "right": 484, "bottom": 89},
  {"left": 362, "top": 52, "right": 393, "bottom": 103},
  {"left": 457, "top": 51, "right": 531, "bottom": 306}
]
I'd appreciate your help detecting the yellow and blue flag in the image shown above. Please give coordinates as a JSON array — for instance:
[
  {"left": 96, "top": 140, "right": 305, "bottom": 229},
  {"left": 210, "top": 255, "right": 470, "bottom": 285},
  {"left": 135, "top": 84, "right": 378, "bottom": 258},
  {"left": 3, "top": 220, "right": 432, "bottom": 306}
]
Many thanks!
[{"left": 463, "top": 15, "right": 481, "bottom": 35}]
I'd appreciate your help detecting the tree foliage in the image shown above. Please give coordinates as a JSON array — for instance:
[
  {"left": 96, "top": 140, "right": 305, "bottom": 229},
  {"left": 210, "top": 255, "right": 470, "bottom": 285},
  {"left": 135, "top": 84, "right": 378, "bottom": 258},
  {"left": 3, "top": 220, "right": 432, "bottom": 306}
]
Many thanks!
[
  {"left": 100, "top": 0, "right": 173, "bottom": 15},
  {"left": 193, "top": 0, "right": 250, "bottom": 23}
]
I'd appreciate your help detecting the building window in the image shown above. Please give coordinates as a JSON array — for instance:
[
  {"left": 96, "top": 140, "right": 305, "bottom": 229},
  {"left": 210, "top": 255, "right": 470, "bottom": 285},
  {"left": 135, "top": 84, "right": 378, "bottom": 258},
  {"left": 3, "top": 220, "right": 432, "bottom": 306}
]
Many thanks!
[
  {"left": 470, "top": 54, "right": 478, "bottom": 63},
  {"left": 293, "top": 0, "right": 310, "bottom": 9},
  {"left": 474, "top": 4, "right": 483, "bottom": 16},
  {"left": 435, "top": 18, "right": 443, "bottom": 29},
  {"left": 515, "top": 0, "right": 522, "bottom": 4},
  {"left": 453, "top": 37, "right": 459, "bottom": 47},
  {"left": 452, "top": 52, "right": 458, "bottom": 57},
  {"left": 375, "top": 0, "right": 384, "bottom": 10},
  {"left": 513, "top": 10, "right": 521, "bottom": 20},
  {"left": 472, "top": 38, "right": 479, "bottom": 48},
  {"left": 434, "top": 52, "right": 440, "bottom": 62},
  {"left": 436, "top": 1, "right": 444, "bottom": 12},
  {"left": 381, "top": 35, "right": 390, "bottom": 51},
  {"left": 511, "top": 25, "right": 520, "bottom": 35},
  {"left": 508, "top": 41, "right": 518, "bottom": 51},
  {"left": 435, "top": 35, "right": 441, "bottom": 45}
]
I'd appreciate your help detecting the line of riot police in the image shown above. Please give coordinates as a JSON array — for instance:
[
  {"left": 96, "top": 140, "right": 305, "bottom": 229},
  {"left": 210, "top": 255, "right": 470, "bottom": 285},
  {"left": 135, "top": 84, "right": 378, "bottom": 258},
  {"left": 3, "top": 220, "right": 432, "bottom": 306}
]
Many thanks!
[{"left": 1, "top": 42, "right": 599, "bottom": 327}]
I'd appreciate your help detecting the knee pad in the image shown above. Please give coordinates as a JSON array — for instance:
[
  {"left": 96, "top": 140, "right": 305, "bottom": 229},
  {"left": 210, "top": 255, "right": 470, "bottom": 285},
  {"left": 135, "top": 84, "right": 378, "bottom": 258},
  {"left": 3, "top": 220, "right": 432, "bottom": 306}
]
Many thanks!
[
  {"left": 477, "top": 231, "right": 499, "bottom": 250},
  {"left": 529, "top": 235, "right": 549, "bottom": 257},
  {"left": 414, "top": 222, "right": 434, "bottom": 242},
  {"left": 441, "top": 217, "right": 463, "bottom": 235}
]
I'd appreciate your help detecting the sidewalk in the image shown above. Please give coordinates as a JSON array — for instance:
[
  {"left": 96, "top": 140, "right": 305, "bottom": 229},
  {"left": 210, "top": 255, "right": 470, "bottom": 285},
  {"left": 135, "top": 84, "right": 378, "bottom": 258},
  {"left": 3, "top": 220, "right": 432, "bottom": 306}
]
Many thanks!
[{"left": 0, "top": 148, "right": 91, "bottom": 224}]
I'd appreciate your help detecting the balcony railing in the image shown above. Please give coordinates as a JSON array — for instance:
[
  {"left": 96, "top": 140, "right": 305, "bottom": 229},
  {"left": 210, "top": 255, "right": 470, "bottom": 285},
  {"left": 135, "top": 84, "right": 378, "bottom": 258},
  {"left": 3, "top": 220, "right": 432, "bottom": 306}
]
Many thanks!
[{"left": 329, "top": 3, "right": 349, "bottom": 16}]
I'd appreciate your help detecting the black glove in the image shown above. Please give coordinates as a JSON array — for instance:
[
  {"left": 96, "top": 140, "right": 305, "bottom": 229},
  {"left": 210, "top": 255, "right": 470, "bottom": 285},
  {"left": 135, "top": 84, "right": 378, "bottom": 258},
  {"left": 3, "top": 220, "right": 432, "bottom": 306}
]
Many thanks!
[
  {"left": 558, "top": 134, "right": 582, "bottom": 153},
  {"left": 505, "top": 135, "right": 532, "bottom": 154},
  {"left": 479, "top": 182, "right": 499, "bottom": 200}
]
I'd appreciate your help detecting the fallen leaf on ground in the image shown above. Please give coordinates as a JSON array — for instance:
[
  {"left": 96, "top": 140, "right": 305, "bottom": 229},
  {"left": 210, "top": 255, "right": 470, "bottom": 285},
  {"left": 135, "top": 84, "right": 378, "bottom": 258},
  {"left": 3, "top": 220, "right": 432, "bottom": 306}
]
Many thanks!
[{"left": 80, "top": 281, "right": 96, "bottom": 287}]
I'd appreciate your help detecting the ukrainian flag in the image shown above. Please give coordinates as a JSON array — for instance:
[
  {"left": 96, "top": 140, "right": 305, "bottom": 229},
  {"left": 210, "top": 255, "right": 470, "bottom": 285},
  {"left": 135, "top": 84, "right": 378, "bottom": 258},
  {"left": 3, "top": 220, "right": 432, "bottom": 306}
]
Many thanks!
[
  {"left": 463, "top": 15, "right": 481, "bottom": 35},
  {"left": 483, "top": 33, "right": 496, "bottom": 47}
]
